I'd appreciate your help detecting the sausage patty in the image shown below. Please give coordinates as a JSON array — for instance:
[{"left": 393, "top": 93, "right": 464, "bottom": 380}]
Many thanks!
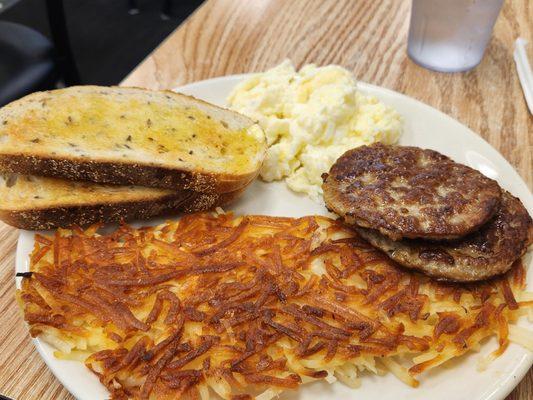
[
  {"left": 355, "top": 191, "right": 532, "bottom": 282},
  {"left": 322, "top": 144, "right": 502, "bottom": 241}
]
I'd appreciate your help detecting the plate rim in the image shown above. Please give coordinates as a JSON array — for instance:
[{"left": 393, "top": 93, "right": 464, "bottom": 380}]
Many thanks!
[{"left": 14, "top": 73, "right": 533, "bottom": 400}]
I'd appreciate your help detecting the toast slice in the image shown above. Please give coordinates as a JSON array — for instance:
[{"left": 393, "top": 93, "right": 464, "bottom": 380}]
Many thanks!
[
  {"left": 0, "top": 173, "right": 244, "bottom": 230},
  {"left": 0, "top": 86, "right": 266, "bottom": 193}
]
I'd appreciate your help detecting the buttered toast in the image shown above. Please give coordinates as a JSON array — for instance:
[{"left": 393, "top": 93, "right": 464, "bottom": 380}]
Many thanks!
[
  {"left": 0, "top": 173, "right": 244, "bottom": 230},
  {"left": 0, "top": 86, "right": 266, "bottom": 193}
]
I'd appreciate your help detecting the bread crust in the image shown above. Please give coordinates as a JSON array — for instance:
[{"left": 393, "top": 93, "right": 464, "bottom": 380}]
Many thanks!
[
  {"left": 0, "top": 187, "right": 244, "bottom": 230},
  {"left": 0, "top": 154, "right": 259, "bottom": 194}
]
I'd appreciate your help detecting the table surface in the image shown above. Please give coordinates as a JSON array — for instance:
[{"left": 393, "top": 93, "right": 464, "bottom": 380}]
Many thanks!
[{"left": 1, "top": 0, "right": 531, "bottom": 399}]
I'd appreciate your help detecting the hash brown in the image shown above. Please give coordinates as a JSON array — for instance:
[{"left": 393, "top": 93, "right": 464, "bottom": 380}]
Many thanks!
[
  {"left": 322, "top": 144, "right": 502, "bottom": 241},
  {"left": 356, "top": 191, "right": 533, "bottom": 282},
  {"left": 18, "top": 212, "right": 533, "bottom": 399}
]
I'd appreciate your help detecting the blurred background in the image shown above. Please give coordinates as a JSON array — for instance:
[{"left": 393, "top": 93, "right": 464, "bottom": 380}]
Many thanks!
[{"left": 0, "top": 0, "right": 204, "bottom": 105}]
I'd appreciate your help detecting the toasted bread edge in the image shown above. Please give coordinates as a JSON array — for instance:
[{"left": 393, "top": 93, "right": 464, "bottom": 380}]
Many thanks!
[
  {"left": 0, "top": 154, "right": 259, "bottom": 194},
  {"left": 0, "top": 187, "right": 244, "bottom": 230}
]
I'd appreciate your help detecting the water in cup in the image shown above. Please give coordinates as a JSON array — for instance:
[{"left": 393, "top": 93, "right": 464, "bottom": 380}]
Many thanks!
[{"left": 408, "top": 0, "right": 504, "bottom": 73}]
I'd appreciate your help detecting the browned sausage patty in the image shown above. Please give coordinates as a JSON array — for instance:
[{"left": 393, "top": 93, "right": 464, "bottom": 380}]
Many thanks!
[
  {"left": 322, "top": 144, "right": 502, "bottom": 241},
  {"left": 355, "top": 191, "right": 532, "bottom": 282}
]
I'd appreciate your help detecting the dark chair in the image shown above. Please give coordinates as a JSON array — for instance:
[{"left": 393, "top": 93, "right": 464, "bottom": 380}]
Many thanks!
[
  {"left": 0, "top": 0, "right": 79, "bottom": 107},
  {"left": 45, "top": 0, "right": 80, "bottom": 86},
  {"left": 0, "top": 21, "right": 57, "bottom": 106},
  {"left": 127, "top": 0, "right": 175, "bottom": 19}
]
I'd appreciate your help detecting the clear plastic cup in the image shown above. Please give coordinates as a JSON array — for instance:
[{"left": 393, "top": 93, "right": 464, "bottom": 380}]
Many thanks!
[{"left": 407, "top": 0, "right": 504, "bottom": 73}]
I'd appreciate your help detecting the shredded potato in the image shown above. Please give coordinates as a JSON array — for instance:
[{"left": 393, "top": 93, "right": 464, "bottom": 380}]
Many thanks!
[{"left": 18, "top": 213, "right": 533, "bottom": 399}]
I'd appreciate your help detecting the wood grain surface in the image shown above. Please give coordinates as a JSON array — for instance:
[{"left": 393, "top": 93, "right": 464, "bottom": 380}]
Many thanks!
[{"left": 0, "top": 0, "right": 531, "bottom": 399}]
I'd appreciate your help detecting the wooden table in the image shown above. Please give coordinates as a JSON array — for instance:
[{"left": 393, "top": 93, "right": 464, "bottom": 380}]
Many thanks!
[{"left": 0, "top": 0, "right": 531, "bottom": 398}]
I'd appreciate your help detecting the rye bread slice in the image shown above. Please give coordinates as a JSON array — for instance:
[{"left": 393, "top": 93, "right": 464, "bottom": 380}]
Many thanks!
[
  {"left": 0, "top": 173, "right": 244, "bottom": 230},
  {"left": 0, "top": 86, "right": 266, "bottom": 193}
]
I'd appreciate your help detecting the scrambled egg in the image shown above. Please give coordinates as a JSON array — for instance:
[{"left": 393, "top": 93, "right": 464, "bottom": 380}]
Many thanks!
[{"left": 227, "top": 60, "right": 403, "bottom": 202}]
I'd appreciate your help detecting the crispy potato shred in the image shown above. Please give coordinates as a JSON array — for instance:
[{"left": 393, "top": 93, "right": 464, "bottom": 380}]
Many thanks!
[{"left": 18, "top": 212, "right": 533, "bottom": 399}]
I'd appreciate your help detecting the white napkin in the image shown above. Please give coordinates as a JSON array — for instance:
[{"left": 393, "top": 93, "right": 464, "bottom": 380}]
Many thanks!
[{"left": 514, "top": 38, "right": 533, "bottom": 115}]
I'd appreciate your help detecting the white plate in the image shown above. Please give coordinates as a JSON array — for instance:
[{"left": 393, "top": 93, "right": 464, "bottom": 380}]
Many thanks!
[{"left": 16, "top": 75, "right": 533, "bottom": 400}]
